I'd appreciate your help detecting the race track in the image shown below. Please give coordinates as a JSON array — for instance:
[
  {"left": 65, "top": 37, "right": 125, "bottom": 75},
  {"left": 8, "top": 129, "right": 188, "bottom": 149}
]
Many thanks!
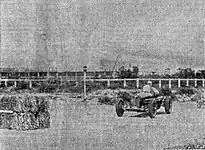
[{"left": 0, "top": 96, "right": 205, "bottom": 150}]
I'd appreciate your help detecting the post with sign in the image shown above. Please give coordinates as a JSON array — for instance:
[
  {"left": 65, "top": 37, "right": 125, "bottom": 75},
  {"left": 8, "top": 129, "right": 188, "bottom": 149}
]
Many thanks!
[{"left": 83, "top": 66, "right": 87, "bottom": 100}]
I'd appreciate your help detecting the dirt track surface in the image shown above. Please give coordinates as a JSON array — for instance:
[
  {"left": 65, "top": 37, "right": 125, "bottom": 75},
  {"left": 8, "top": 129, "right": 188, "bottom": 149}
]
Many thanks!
[{"left": 0, "top": 95, "right": 205, "bottom": 150}]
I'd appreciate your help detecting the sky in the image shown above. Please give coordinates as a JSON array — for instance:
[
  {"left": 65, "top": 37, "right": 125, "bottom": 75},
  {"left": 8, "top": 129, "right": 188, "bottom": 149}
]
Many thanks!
[
  {"left": 1, "top": 0, "right": 205, "bottom": 73},
  {"left": 89, "top": 0, "right": 205, "bottom": 73},
  {"left": 63, "top": 0, "right": 205, "bottom": 73}
]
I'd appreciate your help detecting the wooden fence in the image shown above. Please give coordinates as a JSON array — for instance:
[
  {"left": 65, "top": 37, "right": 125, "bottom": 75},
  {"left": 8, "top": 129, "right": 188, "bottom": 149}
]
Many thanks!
[
  {"left": 85, "top": 78, "right": 205, "bottom": 88},
  {"left": 0, "top": 78, "right": 204, "bottom": 89}
]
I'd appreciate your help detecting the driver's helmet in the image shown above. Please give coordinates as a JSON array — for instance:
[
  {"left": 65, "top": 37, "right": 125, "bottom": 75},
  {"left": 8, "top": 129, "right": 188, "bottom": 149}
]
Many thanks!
[{"left": 147, "top": 81, "right": 152, "bottom": 85}]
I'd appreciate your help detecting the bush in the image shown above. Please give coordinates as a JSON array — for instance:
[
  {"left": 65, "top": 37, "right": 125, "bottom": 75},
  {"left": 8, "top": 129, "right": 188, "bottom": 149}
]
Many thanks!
[
  {"left": 33, "top": 80, "right": 108, "bottom": 93},
  {"left": 98, "top": 96, "right": 116, "bottom": 105},
  {"left": 178, "top": 87, "right": 195, "bottom": 95},
  {"left": 87, "top": 82, "right": 107, "bottom": 91},
  {"left": 108, "top": 82, "right": 123, "bottom": 89},
  {"left": 16, "top": 81, "right": 30, "bottom": 90}
]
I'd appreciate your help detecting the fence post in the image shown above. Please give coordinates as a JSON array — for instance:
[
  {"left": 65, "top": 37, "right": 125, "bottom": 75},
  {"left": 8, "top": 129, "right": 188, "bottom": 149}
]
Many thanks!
[
  {"left": 29, "top": 81, "right": 32, "bottom": 89},
  {"left": 136, "top": 79, "right": 139, "bottom": 88},
  {"left": 169, "top": 79, "right": 171, "bottom": 88},
  {"left": 194, "top": 79, "right": 197, "bottom": 87},
  {"left": 14, "top": 81, "right": 17, "bottom": 87},
  {"left": 5, "top": 80, "right": 7, "bottom": 87},
  {"left": 203, "top": 79, "right": 205, "bottom": 87},
  {"left": 123, "top": 80, "right": 126, "bottom": 87},
  {"left": 186, "top": 80, "right": 189, "bottom": 87},
  {"left": 107, "top": 80, "right": 110, "bottom": 87},
  {"left": 159, "top": 80, "right": 162, "bottom": 88},
  {"left": 178, "top": 79, "right": 181, "bottom": 88}
]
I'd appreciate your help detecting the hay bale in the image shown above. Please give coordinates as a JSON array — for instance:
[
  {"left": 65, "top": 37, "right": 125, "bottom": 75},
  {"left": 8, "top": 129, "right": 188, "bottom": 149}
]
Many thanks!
[
  {"left": 37, "top": 111, "right": 50, "bottom": 129},
  {"left": 20, "top": 113, "right": 33, "bottom": 130},
  {"left": 22, "top": 95, "right": 38, "bottom": 113},
  {"left": 0, "top": 95, "right": 48, "bottom": 113},
  {"left": 36, "top": 96, "right": 49, "bottom": 112},
  {"left": 8, "top": 113, "right": 28, "bottom": 130},
  {"left": 0, "top": 95, "right": 16, "bottom": 111},
  {"left": 0, "top": 111, "right": 50, "bottom": 130},
  {"left": 0, "top": 94, "right": 50, "bottom": 130},
  {"left": 0, "top": 113, "right": 12, "bottom": 129}
]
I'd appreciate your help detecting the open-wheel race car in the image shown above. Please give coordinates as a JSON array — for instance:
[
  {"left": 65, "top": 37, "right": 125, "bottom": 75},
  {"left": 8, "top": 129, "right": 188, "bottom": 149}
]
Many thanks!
[{"left": 115, "top": 89, "right": 173, "bottom": 118}]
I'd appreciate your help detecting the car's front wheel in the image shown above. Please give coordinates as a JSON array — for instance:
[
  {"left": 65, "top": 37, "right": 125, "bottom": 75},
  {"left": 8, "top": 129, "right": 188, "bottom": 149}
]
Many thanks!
[{"left": 115, "top": 98, "right": 125, "bottom": 117}]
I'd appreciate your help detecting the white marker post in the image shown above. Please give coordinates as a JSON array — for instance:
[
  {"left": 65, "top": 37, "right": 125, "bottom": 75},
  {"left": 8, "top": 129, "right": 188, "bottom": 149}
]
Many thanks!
[
  {"left": 169, "top": 79, "right": 171, "bottom": 89},
  {"left": 136, "top": 79, "right": 139, "bottom": 88},
  {"left": 83, "top": 66, "right": 87, "bottom": 100},
  {"left": 159, "top": 80, "right": 162, "bottom": 88}
]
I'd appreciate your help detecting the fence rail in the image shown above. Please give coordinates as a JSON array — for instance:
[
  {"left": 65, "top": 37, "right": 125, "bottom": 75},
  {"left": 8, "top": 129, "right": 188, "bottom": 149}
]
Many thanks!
[
  {"left": 85, "top": 78, "right": 205, "bottom": 88},
  {"left": 0, "top": 78, "right": 204, "bottom": 89}
]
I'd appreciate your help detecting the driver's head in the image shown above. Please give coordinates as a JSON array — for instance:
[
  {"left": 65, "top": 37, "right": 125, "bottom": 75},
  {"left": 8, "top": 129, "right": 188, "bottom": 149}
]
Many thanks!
[{"left": 147, "top": 81, "right": 152, "bottom": 86}]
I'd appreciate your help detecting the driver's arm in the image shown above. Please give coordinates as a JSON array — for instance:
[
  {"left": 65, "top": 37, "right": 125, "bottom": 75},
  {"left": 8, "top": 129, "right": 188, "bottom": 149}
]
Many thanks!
[
  {"left": 150, "top": 87, "right": 155, "bottom": 95},
  {"left": 151, "top": 87, "right": 159, "bottom": 96}
]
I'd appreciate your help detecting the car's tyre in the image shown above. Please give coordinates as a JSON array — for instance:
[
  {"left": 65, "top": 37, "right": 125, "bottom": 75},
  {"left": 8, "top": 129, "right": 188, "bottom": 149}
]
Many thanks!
[
  {"left": 115, "top": 99, "right": 125, "bottom": 117},
  {"left": 148, "top": 101, "right": 157, "bottom": 118},
  {"left": 164, "top": 97, "right": 172, "bottom": 114}
]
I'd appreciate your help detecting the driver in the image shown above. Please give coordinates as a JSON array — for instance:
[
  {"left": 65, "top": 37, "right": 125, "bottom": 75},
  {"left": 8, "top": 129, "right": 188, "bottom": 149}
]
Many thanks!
[
  {"left": 138, "top": 81, "right": 159, "bottom": 98},
  {"left": 135, "top": 81, "right": 159, "bottom": 108}
]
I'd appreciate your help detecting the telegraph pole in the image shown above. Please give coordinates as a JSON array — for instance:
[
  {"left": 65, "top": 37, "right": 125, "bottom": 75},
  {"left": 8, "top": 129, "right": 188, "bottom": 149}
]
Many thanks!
[{"left": 83, "top": 66, "right": 87, "bottom": 100}]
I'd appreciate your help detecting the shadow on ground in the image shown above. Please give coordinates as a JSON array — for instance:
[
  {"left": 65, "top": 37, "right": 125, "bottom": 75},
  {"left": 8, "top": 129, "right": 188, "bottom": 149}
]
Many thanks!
[{"left": 129, "top": 111, "right": 167, "bottom": 118}]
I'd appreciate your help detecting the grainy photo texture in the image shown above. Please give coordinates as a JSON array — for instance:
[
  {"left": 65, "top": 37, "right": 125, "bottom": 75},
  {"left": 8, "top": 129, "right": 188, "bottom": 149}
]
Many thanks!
[{"left": 0, "top": 0, "right": 205, "bottom": 149}]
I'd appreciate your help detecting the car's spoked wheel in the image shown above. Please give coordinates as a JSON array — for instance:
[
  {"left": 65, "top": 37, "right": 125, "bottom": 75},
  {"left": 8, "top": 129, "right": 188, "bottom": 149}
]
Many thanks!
[
  {"left": 148, "top": 101, "right": 157, "bottom": 118},
  {"left": 115, "top": 99, "right": 125, "bottom": 117}
]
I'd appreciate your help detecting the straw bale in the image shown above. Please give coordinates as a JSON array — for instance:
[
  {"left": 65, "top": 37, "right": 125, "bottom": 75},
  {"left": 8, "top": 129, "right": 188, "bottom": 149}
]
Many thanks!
[{"left": 0, "top": 94, "right": 50, "bottom": 130}]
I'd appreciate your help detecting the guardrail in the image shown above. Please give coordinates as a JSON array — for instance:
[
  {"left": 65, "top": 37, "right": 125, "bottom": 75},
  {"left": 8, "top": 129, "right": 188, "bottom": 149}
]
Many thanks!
[
  {"left": 0, "top": 79, "right": 48, "bottom": 88},
  {"left": 85, "top": 78, "right": 205, "bottom": 88},
  {"left": 0, "top": 78, "right": 204, "bottom": 89}
]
